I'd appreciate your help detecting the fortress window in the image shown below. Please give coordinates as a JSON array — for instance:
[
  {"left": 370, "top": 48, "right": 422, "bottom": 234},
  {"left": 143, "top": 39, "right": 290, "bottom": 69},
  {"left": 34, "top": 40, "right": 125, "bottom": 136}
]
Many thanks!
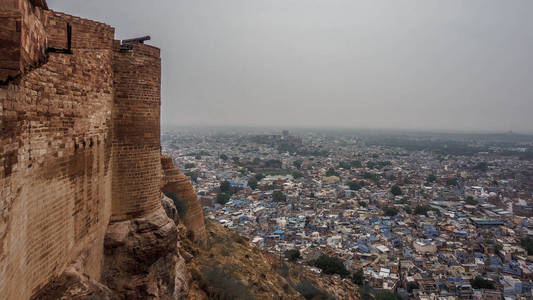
[{"left": 47, "top": 23, "right": 72, "bottom": 54}]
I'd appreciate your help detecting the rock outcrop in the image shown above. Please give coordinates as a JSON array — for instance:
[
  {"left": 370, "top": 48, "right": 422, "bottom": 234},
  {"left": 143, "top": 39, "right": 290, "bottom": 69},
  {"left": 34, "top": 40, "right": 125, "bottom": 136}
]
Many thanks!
[
  {"left": 102, "top": 207, "right": 187, "bottom": 299},
  {"left": 161, "top": 156, "right": 206, "bottom": 244},
  {"left": 30, "top": 251, "right": 115, "bottom": 300}
]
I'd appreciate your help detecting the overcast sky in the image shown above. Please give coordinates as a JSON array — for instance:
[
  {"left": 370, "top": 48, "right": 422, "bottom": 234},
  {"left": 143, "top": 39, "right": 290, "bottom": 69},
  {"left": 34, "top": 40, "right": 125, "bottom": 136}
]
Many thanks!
[{"left": 48, "top": 0, "right": 533, "bottom": 133}]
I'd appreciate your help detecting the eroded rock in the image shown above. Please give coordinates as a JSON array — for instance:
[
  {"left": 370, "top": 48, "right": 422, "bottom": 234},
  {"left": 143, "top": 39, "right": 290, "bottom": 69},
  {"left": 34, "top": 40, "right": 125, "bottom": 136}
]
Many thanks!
[{"left": 102, "top": 208, "right": 187, "bottom": 299}]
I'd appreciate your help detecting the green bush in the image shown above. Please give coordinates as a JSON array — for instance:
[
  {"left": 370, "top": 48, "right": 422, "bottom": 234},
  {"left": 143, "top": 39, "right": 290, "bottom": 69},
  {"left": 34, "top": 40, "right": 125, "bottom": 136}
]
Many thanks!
[
  {"left": 521, "top": 237, "right": 533, "bottom": 255},
  {"left": 220, "top": 180, "right": 231, "bottom": 193},
  {"left": 247, "top": 178, "right": 258, "bottom": 190},
  {"left": 465, "top": 196, "right": 477, "bottom": 205},
  {"left": 446, "top": 177, "right": 458, "bottom": 186},
  {"left": 470, "top": 276, "right": 495, "bottom": 290},
  {"left": 200, "top": 264, "right": 253, "bottom": 300},
  {"left": 383, "top": 207, "right": 398, "bottom": 217},
  {"left": 325, "top": 168, "right": 339, "bottom": 177},
  {"left": 351, "top": 268, "right": 364, "bottom": 285},
  {"left": 272, "top": 190, "right": 286, "bottom": 202},
  {"left": 414, "top": 205, "right": 440, "bottom": 216},
  {"left": 293, "top": 279, "right": 334, "bottom": 300},
  {"left": 284, "top": 249, "right": 301, "bottom": 262},
  {"left": 390, "top": 185, "right": 402, "bottom": 196},
  {"left": 310, "top": 254, "right": 349, "bottom": 277},
  {"left": 184, "top": 171, "right": 198, "bottom": 182},
  {"left": 375, "top": 290, "right": 403, "bottom": 300},
  {"left": 216, "top": 192, "right": 231, "bottom": 205},
  {"left": 348, "top": 180, "right": 364, "bottom": 191},
  {"left": 426, "top": 174, "right": 437, "bottom": 183}
]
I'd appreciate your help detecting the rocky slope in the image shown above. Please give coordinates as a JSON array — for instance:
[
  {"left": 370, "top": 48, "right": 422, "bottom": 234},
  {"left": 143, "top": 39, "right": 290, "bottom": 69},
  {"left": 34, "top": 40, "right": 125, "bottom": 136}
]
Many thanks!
[{"left": 180, "top": 219, "right": 360, "bottom": 300}]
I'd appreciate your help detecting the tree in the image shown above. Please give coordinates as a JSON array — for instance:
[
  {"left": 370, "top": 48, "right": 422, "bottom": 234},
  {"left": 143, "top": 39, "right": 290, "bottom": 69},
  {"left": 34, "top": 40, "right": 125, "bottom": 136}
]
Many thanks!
[
  {"left": 494, "top": 243, "right": 503, "bottom": 253},
  {"left": 383, "top": 207, "right": 398, "bottom": 217},
  {"left": 351, "top": 160, "right": 363, "bottom": 168},
  {"left": 358, "top": 201, "right": 368, "bottom": 208},
  {"left": 216, "top": 192, "right": 231, "bottom": 205},
  {"left": 465, "top": 196, "right": 477, "bottom": 205},
  {"left": 414, "top": 205, "right": 440, "bottom": 216},
  {"left": 351, "top": 268, "right": 364, "bottom": 285},
  {"left": 310, "top": 255, "right": 349, "bottom": 277},
  {"left": 470, "top": 277, "right": 495, "bottom": 290},
  {"left": 265, "top": 159, "right": 282, "bottom": 168},
  {"left": 284, "top": 249, "right": 301, "bottom": 262},
  {"left": 184, "top": 163, "right": 195, "bottom": 169},
  {"left": 325, "top": 168, "right": 338, "bottom": 177},
  {"left": 255, "top": 173, "right": 265, "bottom": 181},
  {"left": 220, "top": 180, "right": 231, "bottom": 193},
  {"left": 407, "top": 282, "right": 420, "bottom": 293},
  {"left": 219, "top": 153, "right": 228, "bottom": 161},
  {"left": 446, "top": 177, "right": 458, "bottom": 186},
  {"left": 521, "top": 237, "right": 533, "bottom": 255},
  {"left": 291, "top": 171, "right": 304, "bottom": 179},
  {"left": 232, "top": 156, "right": 240, "bottom": 164},
  {"left": 426, "top": 174, "right": 437, "bottom": 183},
  {"left": 184, "top": 171, "right": 198, "bottom": 182},
  {"left": 348, "top": 180, "right": 363, "bottom": 191},
  {"left": 363, "top": 172, "right": 379, "bottom": 183},
  {"left": 247, "top": 178, "right": 258, "bottom": 190},
  {"left": 293, "top": 160, "right": 302, "bottom": 170},
  {"left": 473, "top": 162, "right": 488, "bottom": 172},
  {"left": 375, "top": 290, "right": 402, "bottom": 300},
  {"left": 390, "top": 185, "right": 402, "bottom": 196},
  {"left": 272, "top": 190, "right": 286, "bottom": 202}
]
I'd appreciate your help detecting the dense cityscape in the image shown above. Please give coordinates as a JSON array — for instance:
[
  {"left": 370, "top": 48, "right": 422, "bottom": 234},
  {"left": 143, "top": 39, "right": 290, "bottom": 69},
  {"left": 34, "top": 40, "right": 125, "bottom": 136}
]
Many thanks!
[{"left": 163, "top": 128, "right": 533, "bottom": 300}]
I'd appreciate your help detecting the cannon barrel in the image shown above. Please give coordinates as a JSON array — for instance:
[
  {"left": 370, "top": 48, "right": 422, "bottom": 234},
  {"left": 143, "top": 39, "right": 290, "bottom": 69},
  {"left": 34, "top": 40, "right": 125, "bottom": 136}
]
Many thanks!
[{"left": 122, "top": 36, "right": 151, "bottom": 44}]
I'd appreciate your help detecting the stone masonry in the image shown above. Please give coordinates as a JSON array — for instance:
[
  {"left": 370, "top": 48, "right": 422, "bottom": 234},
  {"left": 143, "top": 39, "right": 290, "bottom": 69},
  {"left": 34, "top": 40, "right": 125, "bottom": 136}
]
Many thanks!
[{"left": 0, "top": 1, "right": 204, "bottom": 298}]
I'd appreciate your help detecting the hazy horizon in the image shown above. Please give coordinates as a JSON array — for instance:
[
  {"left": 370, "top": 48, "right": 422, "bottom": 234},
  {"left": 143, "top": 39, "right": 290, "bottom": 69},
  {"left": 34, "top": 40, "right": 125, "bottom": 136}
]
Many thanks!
[{"left": 48, "top": 0, "right": 533, "bottom": 133}]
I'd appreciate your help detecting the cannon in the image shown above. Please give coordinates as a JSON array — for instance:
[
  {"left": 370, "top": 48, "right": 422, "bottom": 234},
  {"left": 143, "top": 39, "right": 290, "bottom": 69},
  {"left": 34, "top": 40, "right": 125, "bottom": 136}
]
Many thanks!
[{"left": 122, "top": 36, "right": 151, "bottom": 44}]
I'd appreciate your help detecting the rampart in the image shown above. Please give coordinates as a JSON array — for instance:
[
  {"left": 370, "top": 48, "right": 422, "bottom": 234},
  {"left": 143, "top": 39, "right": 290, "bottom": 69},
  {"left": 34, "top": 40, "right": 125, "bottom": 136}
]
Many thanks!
[{"left": 0, "top": 1, "right": 202, "bottom": 298}]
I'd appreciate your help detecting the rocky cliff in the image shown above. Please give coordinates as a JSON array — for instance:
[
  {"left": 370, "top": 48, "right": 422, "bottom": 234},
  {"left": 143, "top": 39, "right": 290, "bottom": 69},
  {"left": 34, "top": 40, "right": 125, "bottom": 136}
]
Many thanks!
[{"left": 161, "top": 155, "right": 207, "bottom": 244}]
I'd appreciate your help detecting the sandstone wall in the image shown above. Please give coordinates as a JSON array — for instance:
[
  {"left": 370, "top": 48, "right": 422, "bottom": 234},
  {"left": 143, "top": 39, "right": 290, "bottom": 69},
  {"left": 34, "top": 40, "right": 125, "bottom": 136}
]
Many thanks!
[
  {"left": 0, "top": 1, "right": 207, "bottom": 298},
  {"left": 0, "top": 0, "right": 47, "bottom": 82},
  {"left": 111, "top": 43, "right": 162, "bottom": 221},
  {"left": 0, "top": 7, "right": 115, "bottom": 299}
]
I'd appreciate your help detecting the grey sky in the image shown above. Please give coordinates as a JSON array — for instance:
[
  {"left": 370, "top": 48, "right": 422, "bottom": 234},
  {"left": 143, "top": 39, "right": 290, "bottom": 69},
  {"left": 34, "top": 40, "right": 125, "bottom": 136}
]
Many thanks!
[{"left": 48, "top": 0, "right": 533, "bottom": 133}]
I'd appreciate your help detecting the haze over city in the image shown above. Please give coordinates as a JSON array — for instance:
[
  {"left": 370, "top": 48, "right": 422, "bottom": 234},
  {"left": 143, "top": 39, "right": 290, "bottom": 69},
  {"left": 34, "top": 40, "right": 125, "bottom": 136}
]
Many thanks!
[{"left": 48, "top": 0, "right": 533, "bottom": 132}]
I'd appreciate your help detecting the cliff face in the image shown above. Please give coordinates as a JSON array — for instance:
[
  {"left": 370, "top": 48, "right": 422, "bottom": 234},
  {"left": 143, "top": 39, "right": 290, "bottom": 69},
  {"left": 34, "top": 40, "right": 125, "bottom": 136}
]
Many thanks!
[
  {"left": 0, "top": 1, "right": 204, "bottom": 298},
  {"left": 161, "top": 155, "right": 207, "bottom": 244}
]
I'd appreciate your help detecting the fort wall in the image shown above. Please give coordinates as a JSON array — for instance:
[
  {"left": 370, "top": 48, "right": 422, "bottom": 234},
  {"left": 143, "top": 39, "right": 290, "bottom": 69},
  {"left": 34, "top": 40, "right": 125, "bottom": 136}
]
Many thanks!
[
  {"left": 0, "top": 1, "right": 204, "bottom": 298},
  {"left": 0, "top": 4, "right": 115, "bottom": 299}
]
